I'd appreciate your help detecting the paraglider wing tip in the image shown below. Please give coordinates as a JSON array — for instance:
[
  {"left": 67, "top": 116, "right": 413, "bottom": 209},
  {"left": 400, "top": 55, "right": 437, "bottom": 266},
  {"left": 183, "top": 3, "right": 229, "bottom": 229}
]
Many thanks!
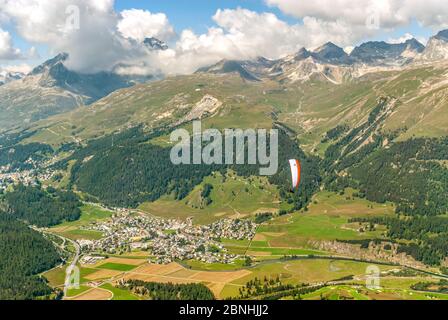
[{"left": 289, "top": 159, "right": 301, "bottom": 191}]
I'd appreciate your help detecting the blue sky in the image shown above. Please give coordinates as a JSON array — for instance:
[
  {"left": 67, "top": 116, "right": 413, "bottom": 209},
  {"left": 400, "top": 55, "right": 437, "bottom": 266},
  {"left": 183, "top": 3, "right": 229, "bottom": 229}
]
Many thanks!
[
  {"left": 3, "top": 0, "right": 300, "bottom": 68},
  {"left": 114, "top": 0, "right": 298, "bottom": 33},
  {"left": 114, "top": 0, "right": 435, "bottom": 45},
  {"left": 0, "top": 0, "right": 445, "bottom": 72}
]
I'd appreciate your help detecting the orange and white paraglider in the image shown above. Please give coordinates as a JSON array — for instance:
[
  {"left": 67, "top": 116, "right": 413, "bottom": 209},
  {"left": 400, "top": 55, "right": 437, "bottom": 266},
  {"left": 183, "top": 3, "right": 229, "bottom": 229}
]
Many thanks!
[{"left": 289, "top": 159, "right": 301, "bottom": 192}]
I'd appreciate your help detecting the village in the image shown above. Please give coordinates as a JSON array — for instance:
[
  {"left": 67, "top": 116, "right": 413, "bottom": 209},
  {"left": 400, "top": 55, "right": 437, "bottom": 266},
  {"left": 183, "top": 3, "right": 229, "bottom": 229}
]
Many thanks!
[
  {"left": 78, "top": 209, "right": 257, "bottom": 265},
  {"left": 0, "top": 168, "right": 53, "bottom": 192},
  {"left": 0, "top": 153, "right": 258, "bottom": 266},
  {"left": 0, "top": 154, "right": 56, "bottom": 192}
]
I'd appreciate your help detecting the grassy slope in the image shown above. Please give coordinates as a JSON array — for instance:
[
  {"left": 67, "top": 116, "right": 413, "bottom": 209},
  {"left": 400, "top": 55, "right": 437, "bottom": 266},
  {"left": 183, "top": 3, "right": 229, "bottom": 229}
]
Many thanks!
[
  {"left": 29, "top": 64, "right": 448, "bottom": 301},
  {"left": 23, "top": 63, "right": 448, "bottom": 152},
  {"left": 139, "top": 171, "right": 282, "bottom": 225},
  {"left": 256, "top": 189, "right": 394, "bottom": 248},
  {"left": 24, "top": 74, "right": 274, "bottom": 147},
  {"left": 49, "top": 204, "right": 114, "bottom": 240}
]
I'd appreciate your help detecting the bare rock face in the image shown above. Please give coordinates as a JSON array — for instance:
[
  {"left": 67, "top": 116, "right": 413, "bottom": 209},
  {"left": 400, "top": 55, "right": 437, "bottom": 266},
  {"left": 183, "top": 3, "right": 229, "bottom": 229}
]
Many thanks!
[
  {"left": 0, "top": 71, "right": 24, "bottom": 86},
  {"left": 0, "top": 53, "right": 152, "bottom": 131},
  {"left": 421, "top": 30, "right": 448, "bottom": 61},
  {"left": 182, "top": 95, "right": 223, "bottom": 122},
  {"left": 309, "top": 240, "right": 427, "bottom": 269}
]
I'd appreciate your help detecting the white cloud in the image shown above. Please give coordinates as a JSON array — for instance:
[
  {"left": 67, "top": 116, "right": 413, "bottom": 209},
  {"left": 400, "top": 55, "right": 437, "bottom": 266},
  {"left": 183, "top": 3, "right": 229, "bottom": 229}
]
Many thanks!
[
  {"left": 344, "top": 46, "right": 355, "bottom": 54},
  {"left": 0, "top": 0, "right": 145, "bottom": 73},
  {"left": 0, "top": 28, "right": 23, "bottom": 60},
  {"left": 388, "top": 33, "right": 429, "bottom": 46},
  {"left": 0, "top": 63, "right": 32, "bottom": 74},
  {"left": 141, "top": 9, "right": 320, "bottom": 74},
  {"left": 118, "top": 9, "right": 175, "bottom": 42},
  {"left": 149, "top": 8, "right": 377, "bottom": 75},
  {"left": 266, "top": 0, "right": 448, "bottom": 30},
  {"left": 1, "top": 1, "right": 446, "bottom": 76},
  {"left": 388, "top": 33, "right": 414, "bottom": 44}
]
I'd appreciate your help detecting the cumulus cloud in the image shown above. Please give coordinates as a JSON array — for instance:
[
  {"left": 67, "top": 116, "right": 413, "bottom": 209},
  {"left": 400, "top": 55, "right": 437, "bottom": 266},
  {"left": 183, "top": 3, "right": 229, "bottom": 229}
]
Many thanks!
[
  {"left": 266, "top": 0, "right": 448, "bottom": 30},
  {"left": 118, "top": 9, "right": 175, "bottom": 42},
  {"left": 388, "top": 33, "right": 415, "bottom": 44},
  {"left": 1, "top": 0, "right": 446, "bottom": 76},
  {"left": 0, "top": 28, "right": 23, "bottom": 60},
  {"left": 388, "top": 33, "right": 427, "bottom": 46},
  {"left": 150, "top": 8, "right": 377, "bottom": 74},
  {"left": 0, "top": 0, "right": 145, "bottom": 73},
  {"left": 119, "top": 8, "right": 310, "bottom": 75},
  {"left": 0, "top": 63, "right": 32, "bottom": 74}
]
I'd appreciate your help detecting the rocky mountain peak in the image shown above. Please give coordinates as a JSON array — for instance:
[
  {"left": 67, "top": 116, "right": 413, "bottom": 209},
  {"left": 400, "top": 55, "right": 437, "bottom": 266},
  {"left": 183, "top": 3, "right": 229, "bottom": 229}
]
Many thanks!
[
  {"left": 313, "top": 42, "right": 350, "bottom": 64},
  {"left": 0, "top": 71, "right": 25, "bottom": 86},
  {"left": 143, "top": 37, "right": 169, "bottom": 51},
  {"left": 404, "top": 38, "right": 425, "bottom": 52},
  {"left": 196, "top": 59, "right": 260, "bottom": 81},
  {"left": 349, "top": 40, "right": 424, "bottom": 65},
  {"left": 433, "top": 29, "right": 448, "bottom": 41},
  {"left": 30, "top": 53, "right": 69, "bottom": 75},
  {"left": 292, "top": 48, "right": 312, "bottom": 61},
  {"left": 421, "top": 29, "right": 448, "bottom": 60}
]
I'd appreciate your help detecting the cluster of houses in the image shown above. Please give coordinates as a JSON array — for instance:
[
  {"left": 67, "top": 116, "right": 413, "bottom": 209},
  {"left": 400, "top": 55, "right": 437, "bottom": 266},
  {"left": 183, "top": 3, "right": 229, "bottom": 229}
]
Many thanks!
[
  {"left": 0, "top": 151, "right": 64, "bottom": 192},
  {"left": 77, "top": 211, "right": 257, "bottom": 264},
  {"left": 0, "top": 169, "right": 45, "bottom": 192}
]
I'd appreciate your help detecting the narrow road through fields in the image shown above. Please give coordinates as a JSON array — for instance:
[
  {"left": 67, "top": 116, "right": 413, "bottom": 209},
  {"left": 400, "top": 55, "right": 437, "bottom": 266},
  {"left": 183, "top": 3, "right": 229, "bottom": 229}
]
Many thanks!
[
  {"left": 38, "top": 228, "right": 81, "bottom": 298},
  {"left": 63, "top": 236, "right": 81, "bottom": 297}
]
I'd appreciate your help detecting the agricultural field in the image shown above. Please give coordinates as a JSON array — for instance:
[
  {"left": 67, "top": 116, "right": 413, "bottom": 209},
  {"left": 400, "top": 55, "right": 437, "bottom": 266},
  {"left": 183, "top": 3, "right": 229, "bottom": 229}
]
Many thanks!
[
  {"left": 139, "top": 171, "right": 281, "bottom": 224},
  {"left": 98, "top": 263, "right": 139, "bottom": 272},
  {"left": 256, "top": 190, "right": 394, "bottom": 249},
  {"left": 183, "top": 259, "right": 247, "bottom": 271},
  {"left": 48, "top": 204, "right": 114, "bottom": 240},
  {"left": 100, "top": 283, "right": 140, "bottom": 300},
  {"left": 42, "top": 249, "right": 448, "bottom": 300},
  {"left": 297, "top": 281, "right": 448, "bottom": 301},
  {"left": 66, "top": 288, "right": 113, "bottom": 301},
  {"left": 218, "top": 258, "right": 399, "bottom": 299}
]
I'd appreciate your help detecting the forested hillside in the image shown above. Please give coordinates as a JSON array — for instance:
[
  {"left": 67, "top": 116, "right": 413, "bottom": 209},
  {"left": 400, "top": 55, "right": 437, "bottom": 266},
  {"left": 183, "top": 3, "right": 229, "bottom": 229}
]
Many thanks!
[
  {"left": 120, "top": 280, "right": 215, "bottom": 300},
  {"left": 3, "top": 184, "right": 82, "bottom": 227},
  {"left": 65, "top": 127, "right": 321, "bottom": 211},
  {"left": 0, "top": 214, "right": 61, "bottom": 300},
  {"left": 322, "top": 122, "right": 448, "bottom": 265},
  {"left": 351, "top": 138, "right": 448, "bottom": 216},
  {"left": 0, "top": 142, "right": 52, "bottom": 171}
]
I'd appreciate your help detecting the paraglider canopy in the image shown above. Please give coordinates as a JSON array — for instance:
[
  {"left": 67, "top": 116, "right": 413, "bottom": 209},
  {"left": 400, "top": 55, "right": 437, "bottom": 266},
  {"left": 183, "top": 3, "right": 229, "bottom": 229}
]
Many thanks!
[{"left": 289, "top": 159, "right": 301, "bottom": 191}]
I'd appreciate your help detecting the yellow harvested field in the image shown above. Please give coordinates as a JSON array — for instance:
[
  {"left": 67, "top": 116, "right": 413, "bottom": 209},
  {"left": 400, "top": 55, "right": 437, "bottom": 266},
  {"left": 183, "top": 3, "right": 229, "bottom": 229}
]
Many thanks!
[
  {"left": 84, "top": 269, "right": 123, "bottom": 281},
  {"left": 120, "top": 273, "right": 154, "bottom": 282},
  {"left": 124, "top": 251, "right": 151, "bottom": 257},
  {"left": 105, "top": 257, "right": 147, "bottom": 266},
  {"left": 121, "top": 273, "right": 200, "bottom": 285},
  {"left": 208, "top": 283, "right": 226, "bottom": 298},
  {"left": 131, "top": 262, "right": 184, "bottom": 276},
  {"left": 253, "top": 234, "right": 267, "bottom": 241},
  {"left": 70, "top": 288, "right": 113, "bottom": 300},
  {"left": 117, "top": 262, "right": 251, "bottom": 298},
  {"left": 166, "top": 269, "right": 199, "bottom": 279}
]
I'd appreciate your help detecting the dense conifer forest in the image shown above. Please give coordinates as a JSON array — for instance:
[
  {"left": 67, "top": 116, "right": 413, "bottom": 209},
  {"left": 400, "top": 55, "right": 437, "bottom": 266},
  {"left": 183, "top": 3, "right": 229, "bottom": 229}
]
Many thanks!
[
  {"left": 3, "top": 184, "right": 82, "bottom": 227},
  {"left": 0, "top": 214, "right": 61, "bottom": 300},
  {"left": 120, "top": 280, "right": 215, "bottom": 300},
  {"left": 66, "top": 127, "right": 321, "bottom": 211}
]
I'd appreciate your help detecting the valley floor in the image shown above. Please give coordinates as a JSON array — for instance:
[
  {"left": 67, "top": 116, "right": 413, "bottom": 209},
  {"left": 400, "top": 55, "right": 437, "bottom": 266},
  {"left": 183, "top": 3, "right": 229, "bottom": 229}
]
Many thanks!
[{"left": 42, "top": 187, "right": 448, "bottom": 301}]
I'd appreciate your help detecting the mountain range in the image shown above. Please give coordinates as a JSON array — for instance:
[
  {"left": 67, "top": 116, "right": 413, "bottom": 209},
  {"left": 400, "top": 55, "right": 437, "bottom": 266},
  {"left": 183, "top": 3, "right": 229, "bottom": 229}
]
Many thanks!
[
  {"left": 0, "top": 38, "right": 164, "bottom": 131},
  {"left": 196, "top": 34, "right": 441, "bottom": 83},
  {"left": 2, "top": 26, "right": 448, "bottom": 294},
  {"left": 2, "top": 30, "right": 448, "bottom": 135},
  {"left": 0, "top": 70, "right": 25, "bottom": 86}
]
